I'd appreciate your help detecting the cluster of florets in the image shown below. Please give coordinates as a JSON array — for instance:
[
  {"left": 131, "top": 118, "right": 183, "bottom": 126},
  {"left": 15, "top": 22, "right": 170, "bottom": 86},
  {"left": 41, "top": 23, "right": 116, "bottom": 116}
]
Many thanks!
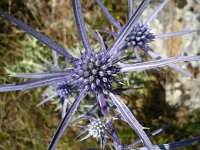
[
  {"left": 72, "top": 50, "right": 119, "bottom": 93},
  {"left": 88, "top": 119, "right": 106, "bottom": 139},
  {"left": 55, "top": 81, "right": 72, "bottom": 99},
  {"left": 125, "top": 21, "right": 155, "bottom": 48}
]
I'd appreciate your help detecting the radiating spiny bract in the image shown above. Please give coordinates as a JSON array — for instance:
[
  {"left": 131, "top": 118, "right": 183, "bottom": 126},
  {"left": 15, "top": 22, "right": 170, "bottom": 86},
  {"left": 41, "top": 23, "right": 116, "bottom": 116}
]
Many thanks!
[
  {"left": 125, "top": 21, "right": 155, "bottom": 48},
  {"left": 72, "top": 50, "right": 119, "bottom": 93}
]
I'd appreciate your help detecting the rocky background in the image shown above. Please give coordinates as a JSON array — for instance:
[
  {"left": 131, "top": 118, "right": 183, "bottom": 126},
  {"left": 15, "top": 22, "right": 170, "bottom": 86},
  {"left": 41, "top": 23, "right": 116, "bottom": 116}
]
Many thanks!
[{"left": 146, "top": 0, "right": 200, "bottom": 109}]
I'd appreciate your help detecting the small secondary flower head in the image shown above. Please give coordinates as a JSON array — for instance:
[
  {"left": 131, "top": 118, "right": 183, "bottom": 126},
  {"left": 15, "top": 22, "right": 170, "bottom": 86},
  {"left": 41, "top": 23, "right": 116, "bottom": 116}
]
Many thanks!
[
  {"left": 125, "top": 21, "right": 155, "bottom": 48},
  {"left": 55, "top": 81, "right": 72, "bottom": 99},
  {"left": 88, "top": 119, "right": 106, "bottom": 139},
  {"left": 96, "top": 0, "right": 199, "bottom": 77}
]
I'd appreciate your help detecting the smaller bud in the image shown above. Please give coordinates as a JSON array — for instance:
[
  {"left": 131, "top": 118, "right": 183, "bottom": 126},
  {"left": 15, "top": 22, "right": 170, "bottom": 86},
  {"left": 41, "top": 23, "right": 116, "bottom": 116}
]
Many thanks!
[
  {"left": 88, "top": 62, "right": 94, "bottom": 69},
  {"left": 89, "top": 76, "right": 95, "bottom": 82},
  {"left": 88, "top": 119, "right": 106, "bottom": 139},
  {"left": 99, "top": 71, "right": 104, "bottom": 76},
  {"left": 83, "top": 79, "right": 89, "bottom": 84},
  {"left": 91, "top": 83, "right": 96, "bottom": 90},
  {"left": 136, "top": 37, "right": 141, "bottom": 41},
  {"left": 106, "top": 70, "right": 112, "bottom": 75},
  {"left": 127, "top": 42, "right": 131, "bottom": 46},
  {"left": 132, "top": 31, "right": 136, "bottom": 35},
  {"left": 82, "top": 64, "right": 88, "bottom": 70},
  {"left": 95, "top": 60, "right": 101, "bottom": 66},
  {"left": 125, "top": 37, "right": 130, "bottom": 41},
  {"left": 131, "top": 41, "right": 136, "bottom": 46},
  {"left": 137, "top": 32, "right": 142, "bottom": 36},
  {"left": 96, "top": 79, "right": 101, "bottom": 85},
  {"left": 84, "top": 84, "right": 90, "bottom": 90},
  {"left": 141, "top": 35, "right": 146, "bottom": 39},
  {"left": 103, "top": 77, "right": 107, "bottom": 82},
  {"left": 101, "top": 65, "right": 107, "bottom": 70},
  {"left": 138, "top": 42, "right": 143, "bottom": 46},
  {"left": 92, "top": 69, "right": 97, "bottom": 75},
  {"left": 131, "top": 36, "right": 135, "bottom": 40},
  {"left": 84, "top": 71, "right": 89, "bottom": 77},
  {"left": 78, "top": 70, "right": 84, "bottom": 75}
]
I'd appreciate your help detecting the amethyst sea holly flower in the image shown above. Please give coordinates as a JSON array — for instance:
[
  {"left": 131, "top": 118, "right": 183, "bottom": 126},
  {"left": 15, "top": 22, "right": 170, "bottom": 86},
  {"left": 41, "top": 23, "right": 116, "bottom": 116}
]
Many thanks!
[
  {"left": 96, "top": 0, "right": 200, "bottom": 77},
  {"left": 76, "top": 116, "right": 108, "bottom": 149},
  {"left": 37, "top": 52, "right": 74, "bottom": 119},
  {"left": 0, "top": 0, "right": 200, "bottom": 149},
  {"left": 9, "top": 50, "right": 74, "bottom": 119}
]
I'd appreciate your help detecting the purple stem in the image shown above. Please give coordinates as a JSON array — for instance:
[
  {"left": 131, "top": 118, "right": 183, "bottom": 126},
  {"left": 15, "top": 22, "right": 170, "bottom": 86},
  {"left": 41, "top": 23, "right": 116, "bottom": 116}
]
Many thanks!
[
  {"left": 109, "top": 93, "right": 155, "bottom": 150},
  {"left": 107, "top": 0, "right": 151, "bottom": 58},
  {"left": 72, "top": 0, "right": 92, "bottom": 55},
  {"left": 0, "top": 11, "right": 75, "bottom": 60},
  {"left": 97, "top": 93, "right": 109, "bottom": 116},
  {"left": 128, "top": 0, "right": 134, "bottom": 20},
  {"left": 48, "top": 90, "right": 86, "bottom": 150},
  {"left": 144, "top": 48, "right": 192, "bottom": 77},
  {"left": 127, "top": 124, "right": 170, "bottom": 149},
  {"left": 107, "top": 119, "right": 122, "bottom": 148},
  {"left": 146, "top": 0, "right": 169, "bottom": 24},
  {"left": 120, "top": 55, "right": 200, "bottom": 72},
  {"left": 96, "top": 0, "right": 121, "bottom": 31},
  {"left": 155, "top": 30, "right": 200, "bottom": 39},
  {"left": 136, "top": 136, "right": 200, "bottom": 150}
]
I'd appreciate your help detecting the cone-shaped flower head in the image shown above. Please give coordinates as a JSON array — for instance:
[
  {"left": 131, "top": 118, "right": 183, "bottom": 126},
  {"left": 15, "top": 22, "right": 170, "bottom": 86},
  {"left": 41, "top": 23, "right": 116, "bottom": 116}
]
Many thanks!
[
  {"left": 72, "top": 50, "right": 119, "bottom": 93},
  {"left": 125, "top": 21, "right": 155, "bottom": 48},
  {"left": 88, "top": 119, "right": 106, "bottom": 139},
  {"left": 55, "top": 81, "right": 72, "bottom": 99}
]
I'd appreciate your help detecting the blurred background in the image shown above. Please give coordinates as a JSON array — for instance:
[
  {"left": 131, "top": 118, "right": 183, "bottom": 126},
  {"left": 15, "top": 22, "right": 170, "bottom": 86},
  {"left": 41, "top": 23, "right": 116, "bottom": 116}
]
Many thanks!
[{"left": 0, "top": 0, "right": 200, "bottom": 149}]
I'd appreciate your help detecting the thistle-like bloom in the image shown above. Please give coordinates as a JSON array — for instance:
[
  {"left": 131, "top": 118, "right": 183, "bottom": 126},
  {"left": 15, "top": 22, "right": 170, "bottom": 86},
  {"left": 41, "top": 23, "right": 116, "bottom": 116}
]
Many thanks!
[
  {"left": 10, "top": 50, "right": 73, "bottom": 119},
  {"left": 96, "top": 0, "right": 199, "bottom": 77},
  {"left": 71, "top": 50, "right": 120, "bottom": 93},
  {"left": 71, "top": 107, "right": 123, "bottom": 149},
  {"left": 0, "top": 0, "right": 200, "bottom": 150},
  {"left": 125, "top": 20, "right": 155, "bottom": 48},
  {"left": 76, "top": 117, "right": 108, "bottom": 149},
  {"left": 87, "top": 119, "right": 106, "bottom": 139}
]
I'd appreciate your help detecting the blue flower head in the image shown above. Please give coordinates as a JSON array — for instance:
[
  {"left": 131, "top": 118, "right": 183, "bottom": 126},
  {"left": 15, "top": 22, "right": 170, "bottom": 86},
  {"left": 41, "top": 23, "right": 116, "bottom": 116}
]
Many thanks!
[{"left": 96, "top": 0, "right": 199, "bottom": 76}]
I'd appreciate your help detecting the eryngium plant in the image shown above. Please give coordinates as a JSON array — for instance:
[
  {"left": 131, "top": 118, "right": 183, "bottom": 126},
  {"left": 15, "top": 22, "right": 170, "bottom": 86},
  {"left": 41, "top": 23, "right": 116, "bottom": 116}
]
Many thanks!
[
  {"left": 10, "top": 50, "right": 74, "bottom": 119},
  {"left": 0, "top": 0, "right": 200, "bottom": 149},
  {"left": 96, "top": 0, "right": 199, "bottom": 77}
]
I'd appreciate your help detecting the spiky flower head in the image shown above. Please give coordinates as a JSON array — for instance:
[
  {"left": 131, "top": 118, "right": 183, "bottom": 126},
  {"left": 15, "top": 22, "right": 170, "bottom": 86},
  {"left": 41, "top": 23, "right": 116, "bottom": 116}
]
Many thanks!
[
  {"left": 125, "top": 21, "right": 155, "bottom": 48},
  {"left": 72, "top": 50, "right": 119, "bottom": 93},
  {"left": 88, "top": 119, "right": 106, "bottom": 139},
  {"left": 75, "top": 116, "right": 110, "bottom": 149},
  {"left": 55, "top": 81, "right": 72, "bottom": 99}
]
